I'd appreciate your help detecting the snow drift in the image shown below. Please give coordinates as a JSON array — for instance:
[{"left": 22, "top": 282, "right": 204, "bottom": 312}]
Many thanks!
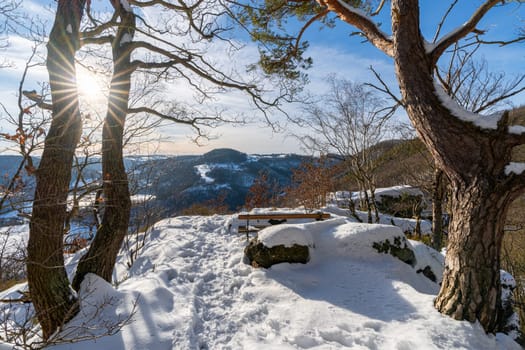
[{"left": 0, "top": 213, "right": 520, "bottom": 349}]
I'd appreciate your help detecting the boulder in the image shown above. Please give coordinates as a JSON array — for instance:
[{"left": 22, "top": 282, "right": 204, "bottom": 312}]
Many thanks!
[
  {"left": 372, "top": 236, "right": 416, "bottom": 266},
  {"left": 244, "top": 239, "right": 310, "bottom": 268},
  {"left": 416, "top": 265, "right": 437, "bottom": 282}
]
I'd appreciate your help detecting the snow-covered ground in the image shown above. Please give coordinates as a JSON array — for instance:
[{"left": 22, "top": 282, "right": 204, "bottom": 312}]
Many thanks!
[
  {"left": 324, "top": 205, "right": 433, "bottom": 235},
  {"left": 0, "top": 213, "right": 520, "bottom": 349},
  {"left": 328, "top": 186, "right": 425, "bottom": 205}
]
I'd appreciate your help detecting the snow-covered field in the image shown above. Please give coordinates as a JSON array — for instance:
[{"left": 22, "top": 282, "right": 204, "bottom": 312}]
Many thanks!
[{"left": 0, "top": 213, "right": 520, "bottom": 349}]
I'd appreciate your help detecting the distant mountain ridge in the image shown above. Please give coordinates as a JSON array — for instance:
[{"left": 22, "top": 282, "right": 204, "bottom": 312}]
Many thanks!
[
  {"left": 144, "top": 148, "right": 311, "bottom": 213},
  {"left": 0, "top": 149, "right": 311, "bottom": 215},
  {"left": 0, "top": 143, "right": 437, "bottom": 216}
]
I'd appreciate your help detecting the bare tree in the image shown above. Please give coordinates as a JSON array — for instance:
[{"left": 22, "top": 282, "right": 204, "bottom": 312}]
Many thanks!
[
  {"left": 72, "top": 0, "right": 282, "bottom": 290},
  {"left": 0, "top": 0, "right": 21, "bottom": 66},
  {"left": 26, "top": 0, "right": 290, "bottom": 338},
  {"left": 296, "top": 77, "right": 396, "bottom": 222},
  {"left": 285, "top": 156, "right": 336, "bottom": 211},
  {"left": 71, "top": 0, "right": 134, "bottom": 291},
  {"left": 428, "top": 42, "right": 525, "bottom": 250},
  {"left": 243, "top": 0, "right": 525, "bottom": 334},
  {"left": 437, "top": 43, "right": 525, "bottom": 114},
  {"left": 245, "top": 170, "right": 282, "bottom": 209},
  {"left": 27, "top": 0, "right": 86, "bottom": 340}
]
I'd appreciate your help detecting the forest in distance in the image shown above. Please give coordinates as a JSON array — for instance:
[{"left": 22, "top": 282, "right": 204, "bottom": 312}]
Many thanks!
[{"left": 0, "top": 0, "right": 525, "bottom": 349}]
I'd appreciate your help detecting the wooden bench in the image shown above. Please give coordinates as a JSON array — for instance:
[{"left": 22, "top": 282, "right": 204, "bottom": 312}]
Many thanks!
[{"left": 238, "top": 212, "right": 331, "bottom": 239}]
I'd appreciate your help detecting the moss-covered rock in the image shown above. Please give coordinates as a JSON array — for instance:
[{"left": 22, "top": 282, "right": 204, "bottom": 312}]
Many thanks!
[
  {"left": 416, "top": 265, "right": 437, "bottom": 282},
  {"left": 244, "top": 239, "right": 310, "bottom": 268},
  {"left": 376, "top": 193, "right": 424, "bottom": 219},
  {"left": 372, "top": 236, "right": 416, "bottom": 266}
]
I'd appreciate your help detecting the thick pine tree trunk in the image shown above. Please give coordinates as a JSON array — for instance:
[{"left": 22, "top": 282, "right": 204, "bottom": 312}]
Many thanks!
[
  {"left": 390, "top": 0, "right": 525, "bottom": 333},
  {"left": 431, "top": 167, "right": 445, "bottom": 250},
  {"left": 434, "top": 178, "right": 509, "bottom": 331},
  {"left": 72, "top": 5, "right": 134, "bottom": 290},
  {"left": 27, "top": 0, "right": 85, "bottom": 340}
]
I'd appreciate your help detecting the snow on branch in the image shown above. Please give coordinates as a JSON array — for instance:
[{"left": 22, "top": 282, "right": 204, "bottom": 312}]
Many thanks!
[
  {"left": 433, "top": 79, "right": 503, "bottom": 130},
  {"left": 120, "top": 0, "right": 132, "bottom": 12},
  {"left": 429, "top": 0, "right": 500, "bottom": 64}
]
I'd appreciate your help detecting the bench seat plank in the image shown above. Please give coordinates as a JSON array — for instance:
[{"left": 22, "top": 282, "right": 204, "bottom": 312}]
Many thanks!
[{"left": 238, "top": 213, "right": 331, "bottom": 220}]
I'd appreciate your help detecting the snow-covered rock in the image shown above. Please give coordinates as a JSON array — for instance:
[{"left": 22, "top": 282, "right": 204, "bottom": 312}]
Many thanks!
[
  {"left": 0, "top": 213, "right": 521, "bottom": 349},
  {"left": 410, "top": 239, "right": 445, "bottom": 283}
]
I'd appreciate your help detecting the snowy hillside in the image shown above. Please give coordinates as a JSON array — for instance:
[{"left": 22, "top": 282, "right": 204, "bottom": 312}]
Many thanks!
[
  {"left": 0, "top": 150, "right": 310, "bottom": 221},
  {"left": 0, "top": 213, "right": 520, "bottom": 349}
]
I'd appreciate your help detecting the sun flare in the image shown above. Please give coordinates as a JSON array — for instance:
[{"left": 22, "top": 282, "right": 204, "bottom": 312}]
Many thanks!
[{"left": 76, "top": 68, "right": 106, "bottom": 106}]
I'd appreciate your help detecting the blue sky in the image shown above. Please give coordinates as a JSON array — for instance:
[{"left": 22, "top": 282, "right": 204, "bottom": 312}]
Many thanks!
[{"left": 0, "top": 0, "right": 524, "bottom": 155}]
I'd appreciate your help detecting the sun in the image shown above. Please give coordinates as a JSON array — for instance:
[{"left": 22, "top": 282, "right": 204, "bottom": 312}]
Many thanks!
[{"left": 76, "top": 67, "right": 106, "bottom": 106}]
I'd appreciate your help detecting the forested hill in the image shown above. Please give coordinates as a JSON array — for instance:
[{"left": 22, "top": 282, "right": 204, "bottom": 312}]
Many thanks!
[
  {"left": 0, "top": 148, "right": 312, "bottom": 215},
  {"left": 135, "top": 148, "right": 311, "bottom": 213}
]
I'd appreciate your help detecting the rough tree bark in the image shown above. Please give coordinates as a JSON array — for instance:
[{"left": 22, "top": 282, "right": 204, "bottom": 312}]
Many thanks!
[
  {"left": 281, "top": 0, "right": 525, "bottom": 332},
  {"left": 27, "top": 0, "right": 86, "bottom": 340},
  {"left": 431, "top": 167, "right": 445, "bottom": 250},
  {"left": 72, "top": 2, "right": 134, "bottom": 290},
  {"left": 390, "top": 0, "right": 525, "bottom": 332}
]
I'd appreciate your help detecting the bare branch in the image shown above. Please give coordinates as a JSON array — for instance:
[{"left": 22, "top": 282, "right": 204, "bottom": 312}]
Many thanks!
[
  {"left": 430, "top": 0, "right": 500, "bottom": 64},
  {"left": 294, "top": 9, "right": 329, "bottom": 54},
  {"left": 365, "top": 66, "right": 404, "bottom": 107},
  {"left": 371, "top": 0, "right": 387, "bottom": 17},
  {"left": 475, "top": 35, "right": 525, "bottom": 47},
  {"left": 80, "top": 35, "right": 114, "bottom": 47},
  {"left": 432, "top": 0, "right": 459, "bottom": 43},
  {"left": 82, "top": 10, "right": 119, "bottom": 38},
  {"left": 22, "top": 90, "right": 52, "bottom": 110}
]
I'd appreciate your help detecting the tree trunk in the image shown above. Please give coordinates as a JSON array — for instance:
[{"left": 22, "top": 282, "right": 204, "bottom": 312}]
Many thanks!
[
  {"left": 434, "top": 179, "right": 510, "bottom": 331},
  {"left": 391, "top": 0, "right": 525, "bottom": 333},
  {"left": 360, "top": 185, "right": 373, "bottom": 223},
  {"left": 369, "top": 185, "right": 380, "bottom": 223},
  {"left": 72, "top": 5, "right": 134, "bottom": 290},
  {"left": 431, "top": 167, "right": 445, "bottom": 250},
  {"left": 27, "top": 0, "right": 85, "bottom": 340},
  {"left": 347, "top": 196, "right": 362, "bottom": 222}
]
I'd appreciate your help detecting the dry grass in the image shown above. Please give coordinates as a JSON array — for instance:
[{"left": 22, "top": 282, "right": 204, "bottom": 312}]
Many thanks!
[{"left": 0, "top": 278, "right": 26, "bottom": 292}]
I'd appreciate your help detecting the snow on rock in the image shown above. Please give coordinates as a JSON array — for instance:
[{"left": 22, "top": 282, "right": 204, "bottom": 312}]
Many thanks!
[
  {"left": 509, "top": 125, "right": 525, "bottom": 134},
  {"left": 0, "top": 213, "right": 520, "bottom": 349},
  {"left": 328, "top": 185, "right": 424, "bottom": 205},
  {"left": 258, "top": 224, "right": 314, "bottom": 248},
  {"left": 409, "top": 239, "right": 445, "bottom": 283},
  {"left": 500, "top": 270, "right": 520, "bottom": 340},
  {"left": 374, "top": 185, "right": 424, "bottom": 201},
  {"left": 505, "top": 162, "right": 525, "bottom": 175},
  {"left": 501, "top": 270, "right": 516, "bottom": 289},
  {"left": 433, "top": 79, "right": 503, "bottom": 130},
  {"left": 501, "top": 269, "right": 517, "bottom": 309}
]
